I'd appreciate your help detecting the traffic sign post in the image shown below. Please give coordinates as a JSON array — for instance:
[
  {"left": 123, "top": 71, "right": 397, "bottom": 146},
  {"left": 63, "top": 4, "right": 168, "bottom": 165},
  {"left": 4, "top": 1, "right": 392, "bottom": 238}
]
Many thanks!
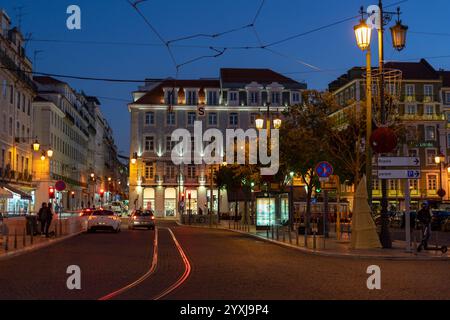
[
  {"left": 378, "top": 157, "right": 420, "bottom": 167},
  {"left": 378, "top": 170, "right": 420, "bottom": 179},
  {"left": 315, "top": 161, "right": 333, "bottom": 241}
]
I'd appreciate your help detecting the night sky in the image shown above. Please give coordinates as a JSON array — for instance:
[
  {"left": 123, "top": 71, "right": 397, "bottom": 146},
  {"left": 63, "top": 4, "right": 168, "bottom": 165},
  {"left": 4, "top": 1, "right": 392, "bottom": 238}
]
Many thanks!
[{"left": 2, "top": 0, "right": 450, "bottom": 155}]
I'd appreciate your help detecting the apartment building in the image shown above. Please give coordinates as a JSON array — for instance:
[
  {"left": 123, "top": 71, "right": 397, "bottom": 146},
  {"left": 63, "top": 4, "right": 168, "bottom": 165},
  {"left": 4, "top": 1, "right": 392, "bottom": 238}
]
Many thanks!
[
  {"left": 329, "top": 59, "right": 448, "bottom": 211},
  {"left": 128, "top": 68, "right": 306, "bottom": 217}
]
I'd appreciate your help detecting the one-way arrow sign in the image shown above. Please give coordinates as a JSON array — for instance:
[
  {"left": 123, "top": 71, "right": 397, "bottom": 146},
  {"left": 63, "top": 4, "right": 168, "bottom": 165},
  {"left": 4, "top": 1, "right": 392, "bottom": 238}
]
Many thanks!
[
  {"left": 378, "top": 157, "right": 420, "bottom": 167},
  {"left": 378, "top": 170, "right": 421, "bottom": 179}
]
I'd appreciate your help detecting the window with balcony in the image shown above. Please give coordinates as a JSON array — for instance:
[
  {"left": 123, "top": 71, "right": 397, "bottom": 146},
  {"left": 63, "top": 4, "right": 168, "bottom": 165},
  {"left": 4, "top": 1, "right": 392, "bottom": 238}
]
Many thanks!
[
  {"left": 144, "top": 136, "right": 155, "bottom": 152},
  {"left": 405, "top": 104, "right": 416, "bottom": 115},
  {"left": 187, "top": 165, "right": 196, "bottom": 179},
  {"left": 165, "top": 89, "right": 177, "bottom": 105},
  {"left": 250, "top": 113, "right": 259, "bottom": 125},
  {"left": 271, "top": 92, "right": 281, "bottom": 105},
  {"left": 388, "top": 180, "right": 397, "bottom": 190},
  {"left": 248, "top": 91, "right": 259, "bottom": 105},
  {"left": 406, "top": 126, "right": 417, "bottom": 141},
  {"left": 425, "top": 105, "right": 434, "bottom": 115},
  {"left": 187, "top": 112, "right": 196, "bottom": 126},
  {"left": 372, "top": 179, "right": 380, "bottom": 191},
  {"left": 145, "top": 112, "right": 155, "bottom": 125},
  {"left": 405, "top": 84, "right": 415, "bottom": 100},
  {"left": 408, "top": 149, "right": 418, "bottom": 157},
  {"left": 208, "top": 112, "right": 218, "bottom": 126},
  {"left": 166, "top": 164, "right": 176, "bottom": 179},
  {"left": 229, "top": 113, "right": 238, "bottom": 126},
  {"left": 166, "top": 136, "right": 176, "bottom": 153},
  {"left": 427, "top": 175, "right": 437, "bottom": 191},
  {"left": 425, "top": 126, "right": 436, "bottom": 140},
  {"left": 409, "top": 179, "right": 419, "bottom": 191},
  {"left": 424, "top": 85, "right": 433, "bottom": 99}
]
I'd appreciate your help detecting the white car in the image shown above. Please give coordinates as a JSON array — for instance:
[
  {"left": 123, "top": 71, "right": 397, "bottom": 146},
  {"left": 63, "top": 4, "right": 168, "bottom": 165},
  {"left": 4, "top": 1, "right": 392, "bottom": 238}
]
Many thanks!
[
  {"left": 87, "top": 209, "right": 121, "bottom": 233},
  {"left": 110, "top": 201, "right": 124, "bottom": 215}
]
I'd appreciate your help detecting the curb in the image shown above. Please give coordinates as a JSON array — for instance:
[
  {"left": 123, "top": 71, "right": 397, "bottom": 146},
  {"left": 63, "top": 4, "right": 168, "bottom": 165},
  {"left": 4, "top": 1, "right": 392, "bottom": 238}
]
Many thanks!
[
  {"left": 176, "top": 222, "right": 450, "bottom": 261},
  {"left": 0, "top": 230, "right": 84, "bottom": 261}
]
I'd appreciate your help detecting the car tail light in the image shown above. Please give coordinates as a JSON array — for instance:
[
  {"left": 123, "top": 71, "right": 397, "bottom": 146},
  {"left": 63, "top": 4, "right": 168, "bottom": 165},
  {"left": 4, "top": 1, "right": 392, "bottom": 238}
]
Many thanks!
[
  {"left": 133, "top": 216, "right": 137, "bottom": 220},
  {"left": 151, "top": 216, "right": 155, "bottom": 220}
]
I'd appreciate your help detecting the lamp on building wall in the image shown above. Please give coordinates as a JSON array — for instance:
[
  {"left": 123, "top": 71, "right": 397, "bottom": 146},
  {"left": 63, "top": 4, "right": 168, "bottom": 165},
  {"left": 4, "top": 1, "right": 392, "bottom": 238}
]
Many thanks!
[
  {"left": 273, "top": 115, "right": 282, "bottom": 129},
  {"left": 40, "top": 153, "right": 46, "bottom": 161},
  {"left": 47, "top": 148, "right": 54, "bottom": 158},
  {"left": 131, "top": 152, "right": 138, "bottom": 165},
  {"left": 33, "top": 140, "right": 40, "bottom": 152},
  {"left": 255, "top": 116, "right": 264, "bottom": 130}
]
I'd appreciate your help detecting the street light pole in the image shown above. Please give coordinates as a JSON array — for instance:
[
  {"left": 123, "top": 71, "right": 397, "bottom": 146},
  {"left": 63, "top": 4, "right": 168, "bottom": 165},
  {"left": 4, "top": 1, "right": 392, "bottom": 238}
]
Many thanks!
[{"left": 366, "top": 48, "right": 373, "bottom": 206}]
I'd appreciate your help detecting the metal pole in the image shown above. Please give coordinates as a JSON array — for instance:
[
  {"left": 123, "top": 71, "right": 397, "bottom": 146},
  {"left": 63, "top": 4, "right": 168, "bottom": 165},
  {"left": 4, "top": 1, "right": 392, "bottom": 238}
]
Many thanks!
[
  {"left": 366, "top": 48, "right": 373, "bottom": 206},
  {"left": 324, "top": 189, "right": 329, "bottom": 238},
  {"left": 378, "top": 0, "right": 393, "bottom": 248},
  {"left": 404, "top": 179, "right": 412, "bottom": 252}
]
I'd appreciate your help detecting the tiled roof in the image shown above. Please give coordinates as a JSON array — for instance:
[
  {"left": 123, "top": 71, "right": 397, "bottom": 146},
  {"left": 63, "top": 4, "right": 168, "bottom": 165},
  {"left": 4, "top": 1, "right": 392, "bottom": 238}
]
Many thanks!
[
  {"left": 384, "top": 59, "right": 439, "bottom": 80},
  {"left": 33, "top": 76, "right": 66, "bottom": 85},
  {"left": 134, "top": 79, "right": 220, "bottom": 105},
  {"left": 220, "top": 68, "right": 300, "bottom": 85}
]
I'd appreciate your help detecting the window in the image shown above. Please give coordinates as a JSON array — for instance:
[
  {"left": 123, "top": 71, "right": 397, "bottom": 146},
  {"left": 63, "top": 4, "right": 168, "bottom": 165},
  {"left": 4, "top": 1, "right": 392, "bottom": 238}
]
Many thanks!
[
  {"left": 409, "top": 179, "right": 418, "bottom": 191},
  {"left": 405, "top": 84, "right": 414, "bottom": 97},
  {"left": 372, "top": 179, "right": 380, "bottom": 191},
  {"left": 229, "top": 113, "right": 238, "bottom": 126},
  {"left": 249, "top": 91, "right": 259, "bottom": 104},
  {"left": 22, "top": 94, "right": 25, "bottom": 112},
  {"left": 426, "top": 149, "right": 437, "bottom": 165},
  {"left": 144, "top": 136, "right": 155, "bottom": 152},
  {"left": 208, "top": 112, "right": 217, "bottom": 126},
  {"left": 187, "top": 112, "right": 196, "bottom": 125},
  {"left": 388, "top": 180, "right": 397, "bottom": 190},
  {"left": 165, "top": 89, "right": 177, "bottom": 105},
  {"left": 408, "top": 149, "right": 418, "bottom": 157},
  {"left": 406, "top": 126, "right": 417, "bottom": 141},
  {"left": 27, "top": 100, "right": 31, "bottom": 116},
  {"left": 166, "top": 136, "right": 176, "bottom": 152},
  {"left": 207, "top": 91, "right": 218, "bottom": 105},
  {"left": 425, "top": 105, "right": 434, "bottom": 115},
  {"left": 424, "top": 85, "right": 433, "bottom": 98},
  {"left": 144, "top": 163, "right": 154, "bottom": 179},
  {"left": 425, "top": 126, "right": 436, "bottom": 140},
  {"left": 250, "top": 113, "right": 259, "bottom": 125},
  {"left": 165, "top": 164, "right": 176, "bottom": 179},
  {"left": 166, "top": 112, "right": 176, "bottom": 125},
  {"left": 16, "top": 91, "right": 20, "bottom": 109},
  {"left": 228, "top": 91, "right": 238, "bottom": 104},
  {"left": 187, "top": 165, "right": 196, "bottom": 179},
  {"left": 291, "top": 92, "right": 300, "bottom": 104},
  {"left": 427, "top": 175, "right": 437, "bottom": 191},
  {"left": 271, "top": 92, "right": 281, "bottom": 104},
  {"left": 145, "top": 112, "right": 155, "bottom": 125},
  {"left": 9, "top": 85, "right": 13, "bottom": 104},
  {"left": 2, "top": 80, "right": 6, "bottom": 97},
  {"left": 186, "top": 90, "right": 198, "bottom": 105},
  {"left": 405, "top": 104, "right": 416, "bottom": 115},
  {"left": 446, "top": 92, "right": 450, "bottom": 104}
]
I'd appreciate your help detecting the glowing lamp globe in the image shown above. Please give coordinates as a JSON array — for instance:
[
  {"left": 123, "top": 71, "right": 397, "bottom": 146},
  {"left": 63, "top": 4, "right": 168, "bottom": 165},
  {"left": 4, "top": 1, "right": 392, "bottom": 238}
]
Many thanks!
[{"left": 370, "top": 127, "right": 398, "bottom": 154}]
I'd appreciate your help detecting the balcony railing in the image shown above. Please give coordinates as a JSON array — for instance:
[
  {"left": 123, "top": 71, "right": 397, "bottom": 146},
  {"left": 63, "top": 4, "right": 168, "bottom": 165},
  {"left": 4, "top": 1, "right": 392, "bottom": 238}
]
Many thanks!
[{"left": 400, "top": 114, "right": 445, "bottom": 121}]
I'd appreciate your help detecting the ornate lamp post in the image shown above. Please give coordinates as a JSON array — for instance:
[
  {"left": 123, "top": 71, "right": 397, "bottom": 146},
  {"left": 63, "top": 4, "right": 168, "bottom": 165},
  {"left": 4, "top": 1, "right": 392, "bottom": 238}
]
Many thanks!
[
  {"left": 435, "top": 152, "right": 446, "bottom": 200},
  {"left": 353, "top": 1, "right": 408, "bottom": 248}
]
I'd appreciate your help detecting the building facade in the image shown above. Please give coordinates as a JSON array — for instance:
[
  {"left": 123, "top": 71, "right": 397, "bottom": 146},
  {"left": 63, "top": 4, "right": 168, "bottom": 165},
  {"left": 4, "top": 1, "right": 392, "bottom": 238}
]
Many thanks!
[
  {"left": 0, "top": 10, "right": 36, "bottom": 214},
  {"left": 329, "top": 59, "right": 449, "bottom": 211},
  {"left": 128, "top": 68, "right": 306, "bottom": 217}
]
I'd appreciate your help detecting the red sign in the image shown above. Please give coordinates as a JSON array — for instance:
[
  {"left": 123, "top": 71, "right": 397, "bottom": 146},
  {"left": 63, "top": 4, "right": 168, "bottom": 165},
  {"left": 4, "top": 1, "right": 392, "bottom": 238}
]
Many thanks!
[
  {"left": 55, "top": 180, "right": 66, "bottom": 192},
  {"left": 315, "top": 161, "right": 333, "bottom": 178}
]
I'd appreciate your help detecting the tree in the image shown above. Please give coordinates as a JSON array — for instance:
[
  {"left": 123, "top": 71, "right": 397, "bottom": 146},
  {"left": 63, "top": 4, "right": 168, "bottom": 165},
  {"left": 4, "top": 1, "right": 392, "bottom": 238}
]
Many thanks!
[{"left": 280, "top": 90, "right": 331, "bottom": 233}]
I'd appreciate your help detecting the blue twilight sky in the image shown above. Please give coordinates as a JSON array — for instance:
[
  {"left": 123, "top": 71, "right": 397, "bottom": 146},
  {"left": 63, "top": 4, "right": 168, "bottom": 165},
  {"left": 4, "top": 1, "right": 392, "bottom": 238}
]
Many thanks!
[{"left": 2, "top": 0, "right": 450, "bottom": 154}]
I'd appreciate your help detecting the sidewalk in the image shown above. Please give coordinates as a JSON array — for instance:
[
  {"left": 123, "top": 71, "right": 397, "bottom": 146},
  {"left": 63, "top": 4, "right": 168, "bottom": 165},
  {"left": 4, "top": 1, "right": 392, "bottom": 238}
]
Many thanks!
[
  {"left": 0, "top": 216, "right": 85, "bottom": 260},
  {"left": 179, "top": 220, "right": 450, "bottom": 261}
]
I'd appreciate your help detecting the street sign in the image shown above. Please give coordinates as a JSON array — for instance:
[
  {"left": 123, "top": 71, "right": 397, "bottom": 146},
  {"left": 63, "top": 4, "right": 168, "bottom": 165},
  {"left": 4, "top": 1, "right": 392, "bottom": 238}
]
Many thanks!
[
  {"left": 378, "top": 170, "right": 421, "bottom": 179},
  {"left": 315, "top": 161, "right": 333, "bottom": 178},
  {"left": 377, "top": 157, "right": 420, "bottom": 167},
  {"left": 55, "top": 180, "right": 66, "bottom": 192}
]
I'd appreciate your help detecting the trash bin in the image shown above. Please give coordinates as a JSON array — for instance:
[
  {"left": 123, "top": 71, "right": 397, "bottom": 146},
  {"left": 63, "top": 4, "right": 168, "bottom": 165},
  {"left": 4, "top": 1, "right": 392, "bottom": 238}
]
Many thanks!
[{"left": 26, "top": 215, "right": 39, "bottom": 235}]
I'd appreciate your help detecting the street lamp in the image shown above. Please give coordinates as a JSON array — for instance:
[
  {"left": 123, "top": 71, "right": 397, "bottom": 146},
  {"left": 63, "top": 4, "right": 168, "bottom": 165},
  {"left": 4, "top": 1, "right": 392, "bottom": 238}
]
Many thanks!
[
  {"left": 435, "top": 152, "right": 446, "bottom": 200},
  {"left": 131, "top": 152, "right": 138, "bottom": 165},
  {"left": 40, "top": 153, "right": 46, "bottom": 161},
  {"left": 354, "top": 19, "right": 372, "bottom": 51},
  {"left": 255, "top": 116, "right": 264, "bottom": 130},
  {"left": 47, "top": 148, "right": 54, "bottom": 158},
  {"left": 353, "top": 1, "right": 408, "bottom": 249}
]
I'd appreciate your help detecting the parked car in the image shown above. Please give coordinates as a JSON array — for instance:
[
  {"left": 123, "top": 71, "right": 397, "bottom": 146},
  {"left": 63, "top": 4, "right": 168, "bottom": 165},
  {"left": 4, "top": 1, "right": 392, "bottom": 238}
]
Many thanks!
[
  {"left": 431, "top": 210, "right": 450, "bottom": 231},
  {"left": 87, "top": 210, "right": 121, "bottom": 233},
  {"left": 129, "top": 209, "right": 155, "bottom": 230},
  {"left": 110, "top": 201, "right": 124, "bottom": 215}
]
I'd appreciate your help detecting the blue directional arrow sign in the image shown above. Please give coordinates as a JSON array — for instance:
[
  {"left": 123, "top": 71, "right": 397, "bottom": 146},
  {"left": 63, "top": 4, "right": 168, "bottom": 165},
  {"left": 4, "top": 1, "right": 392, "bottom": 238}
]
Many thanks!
[{"left": 378, "top": 170, "right": 421, "bottom": 179}]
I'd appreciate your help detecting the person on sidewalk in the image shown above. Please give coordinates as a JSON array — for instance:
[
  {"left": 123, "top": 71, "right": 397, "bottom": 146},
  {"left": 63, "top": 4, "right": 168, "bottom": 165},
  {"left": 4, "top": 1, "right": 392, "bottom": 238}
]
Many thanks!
[
  {"left": 417, "top": 203, "right": 432, "bottom": 250},
  {"left": 38, "top": 203, "right": 49, "bottom": 236}
]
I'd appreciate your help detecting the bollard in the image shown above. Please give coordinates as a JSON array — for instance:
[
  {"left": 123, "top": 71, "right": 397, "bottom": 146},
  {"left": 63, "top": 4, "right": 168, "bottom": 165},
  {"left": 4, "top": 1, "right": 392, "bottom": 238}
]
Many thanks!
[
  {"left": 288, "top": 228, "right": 292, "bottom": 244},
  {"left": 5, "top": 235, "right": 9, "bottom": 251},
  {"left": 23, "top": 228, "right": 26, "bottom": 247},
  {"left": 266, "top": 226, "right": 269, "bottom": 238},
  {"left": 14, "top": 229, "right": 17, "bottom": 249},
  {"left": 271, "top": 224, "right": 274, "bottom": 239},
  {"left": 313, "top": 230, "right": 317, "bottom": 250},
  {"left": 30, "top": 224, "right": 34, "bottom": 245},
  {"left": 283, "top": 227, "right": 286, "bottom": 242},
  {"left": 296, "top": 229, "right": 299, "bottom": 246}
]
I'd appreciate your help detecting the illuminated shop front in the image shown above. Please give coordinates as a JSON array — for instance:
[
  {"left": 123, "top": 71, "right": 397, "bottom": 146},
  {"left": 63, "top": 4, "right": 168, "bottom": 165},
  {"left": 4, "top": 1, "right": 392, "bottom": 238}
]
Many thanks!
[{"left": 0, "top": 185, "right": 33, "bottom": 216}]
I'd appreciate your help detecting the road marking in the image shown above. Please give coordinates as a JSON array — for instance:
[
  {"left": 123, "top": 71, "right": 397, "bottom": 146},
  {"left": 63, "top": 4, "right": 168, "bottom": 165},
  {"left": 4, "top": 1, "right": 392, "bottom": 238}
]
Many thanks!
[
  {"left": 152, "top": 227, "right": 191, "bottom": 300},
  {"left": 98, "top": 227, "right": 159, "bottom": 300}
]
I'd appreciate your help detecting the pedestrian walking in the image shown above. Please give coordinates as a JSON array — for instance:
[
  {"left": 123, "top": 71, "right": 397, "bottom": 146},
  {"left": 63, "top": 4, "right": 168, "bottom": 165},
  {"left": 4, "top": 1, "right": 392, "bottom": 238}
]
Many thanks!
[
  {"left": 38, "top": 203, "right": 49, "bottom": 236},
  {"left": 417, "top": 203, "right": 432, "bottom": 250}
]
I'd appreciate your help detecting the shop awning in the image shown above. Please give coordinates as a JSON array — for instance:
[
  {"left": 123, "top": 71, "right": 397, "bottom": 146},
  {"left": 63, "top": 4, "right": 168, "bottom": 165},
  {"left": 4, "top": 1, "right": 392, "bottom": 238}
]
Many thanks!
[
  {"left": 1, "top": 184, "right": 32, "bottom": 200},
  {"left": 0, "top": 187, "right": 13, "bottom": 199}
]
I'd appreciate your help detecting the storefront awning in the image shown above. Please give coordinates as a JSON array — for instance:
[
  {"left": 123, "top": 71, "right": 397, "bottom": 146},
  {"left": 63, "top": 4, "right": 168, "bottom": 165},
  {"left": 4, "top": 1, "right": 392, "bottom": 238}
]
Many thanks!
[
  {"left": 1, "top": 184, "right": 32, "bottom": 200},
  {"left": 0, "top": 187, "right": 13, "bottom": 199}
]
